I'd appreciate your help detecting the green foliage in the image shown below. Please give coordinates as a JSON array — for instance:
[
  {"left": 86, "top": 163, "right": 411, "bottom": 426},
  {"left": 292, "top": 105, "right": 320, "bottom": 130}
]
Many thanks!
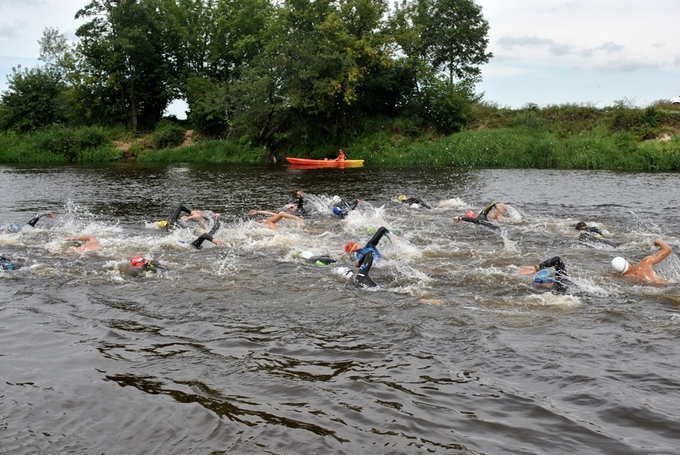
[
  {"left": 138, "top": 138, "right": 264, "bottom": 163},
  {"left": 185, "top": 77, "right": 229, "bottom": 136},
  {"left": 0, "top": 66, "right": 67, "bottom": 132},
  {"left": 150, "top": 120, "right": 186, "bottom": 149},
  {"left": 0, "top": 125, "right": 117, "bottom": 163}
]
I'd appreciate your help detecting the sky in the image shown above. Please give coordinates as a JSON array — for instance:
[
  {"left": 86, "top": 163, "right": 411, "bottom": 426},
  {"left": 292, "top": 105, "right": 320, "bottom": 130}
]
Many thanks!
[{"left": 1, "top": 0, "right": 679, "bottom": 117}]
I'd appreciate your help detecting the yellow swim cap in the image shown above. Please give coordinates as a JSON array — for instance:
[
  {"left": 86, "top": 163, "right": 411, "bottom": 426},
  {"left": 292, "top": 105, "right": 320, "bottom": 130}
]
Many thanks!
[
  {"left": 157, "top": 220, "right": 168, "bottom": 228},
  {"left": 397, "top": 195, "right": 407, "bottom": 202}
]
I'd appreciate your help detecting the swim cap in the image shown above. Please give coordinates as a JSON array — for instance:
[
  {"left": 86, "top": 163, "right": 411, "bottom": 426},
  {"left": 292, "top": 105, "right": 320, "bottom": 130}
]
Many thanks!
[
  {"left": 397, "top": 195, "right": 407, "bottom": 202},
  {"left": 130, "top": 255, "right": 147, "bottom": 267},
  {"left": 534, "top": 269, "right": 554, "bottom": 284},
  {"left": 344, "top": 242, "right": 359, "bottom": 253},
  {"left": 333, "top": 207, "right": 343, "bottom": 216},
  {"left": 157, "top": 220, "right": 168, "bottom": 228},
  {"left": 10, "top": 224, "right": 22, "bottom": 232},
  {"left": 611, "top": 257, "right": 629, "bottom": 274},
  {"left": 286, "top": 203, "right": 296, "bottom": 210},
  {"left": 332, "top": 195, "right": 341, "bottom": 204},
  {"left": 574, "top": 222, "right": 587, "bottom": 231},
  {"left": 464, "top": 210, "right": 476, "bottom": 218}
]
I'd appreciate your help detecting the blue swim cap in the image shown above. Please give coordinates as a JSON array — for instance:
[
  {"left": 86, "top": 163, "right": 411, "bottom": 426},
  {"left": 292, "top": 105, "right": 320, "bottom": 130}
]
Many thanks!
[
  {"left": 333, "top": 207, "right": 343, "bottom": 216},
  {"left": 10, "top": 224, "right": 22, "bottom": 232},
  {"left": 534, "top": 269, "right": 553, "bottom": 284}
]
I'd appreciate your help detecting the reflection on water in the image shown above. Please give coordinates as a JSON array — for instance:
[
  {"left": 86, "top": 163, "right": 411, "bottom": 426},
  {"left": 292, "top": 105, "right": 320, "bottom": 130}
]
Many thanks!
[{"left": 1, "top": 164, "right": 680, "bottom": 454}]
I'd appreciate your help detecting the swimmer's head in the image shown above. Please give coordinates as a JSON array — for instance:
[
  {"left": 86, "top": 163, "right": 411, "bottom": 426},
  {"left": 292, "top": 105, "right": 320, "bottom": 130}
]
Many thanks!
[
  {"left": 574, "top": 222, "right": 587, "bottom": 231},
  {"left": 611, "top": 257, "right": 629, "bottom": 274},
  {"left": 344, "top": 242, "right": 360, "bottom": 254},
  {"left": 332, "top": 195, "right": 341, "bottom": 204},
  {"left": 332, "top": 207, "right": 343, "bottom": 216},
  {"left": 534, "top": 269, "right": 554, "bottom": 284},
  {"left": 397, "top": 195, "right": 407, "bottom": 202},
  {"left": 70, "top": 241, "right": 82, "bottom": 248},
  {"left": 10, "top": 224, "right": 22, "bottom": 232},
  {"left": 157, "top": 220, "right": 168, "bottom": 228},
  {"left": 130, "top": 255, "right": 147, "bottom": 267},
  {"left": 286, "top": 203, "right": 296, "bottom": 211},
  {"left": 464, "top": 210, "right": 476, "bottom": 218}
]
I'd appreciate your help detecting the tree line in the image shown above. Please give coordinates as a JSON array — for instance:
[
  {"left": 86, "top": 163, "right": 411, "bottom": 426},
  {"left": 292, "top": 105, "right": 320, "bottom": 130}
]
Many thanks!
[{"left": 0, "top": 0, "right": 491, "bottom": 149}]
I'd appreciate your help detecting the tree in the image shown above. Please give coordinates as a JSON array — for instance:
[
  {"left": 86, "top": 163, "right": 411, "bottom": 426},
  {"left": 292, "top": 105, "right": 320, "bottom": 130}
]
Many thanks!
[
  {"left": 418, "top": 0, "right": 491, "bottom": 83},
  {"left": 0, "top": 65, "right": 66, "bottom": 132},
  {"left": 76, "top": 0, "right": 174, "bottom": 129}
]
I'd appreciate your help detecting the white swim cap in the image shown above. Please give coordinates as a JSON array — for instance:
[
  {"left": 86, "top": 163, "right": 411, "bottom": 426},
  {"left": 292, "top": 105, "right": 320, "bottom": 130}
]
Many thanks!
[
  {"left": 332, "top": 195, "right": 341, "bottom": 204},
  {"left": 611, "top": 257, "right": 629, "bottom": 274}
]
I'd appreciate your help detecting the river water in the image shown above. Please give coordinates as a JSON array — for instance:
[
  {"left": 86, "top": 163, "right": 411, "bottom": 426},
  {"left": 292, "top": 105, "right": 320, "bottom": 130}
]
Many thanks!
[{"left": 1, "top": 164, "right": 679, "bottom": 454}]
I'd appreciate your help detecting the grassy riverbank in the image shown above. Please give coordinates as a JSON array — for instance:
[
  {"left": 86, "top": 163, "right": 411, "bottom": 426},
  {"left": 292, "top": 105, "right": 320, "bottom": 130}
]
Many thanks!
[{"left": 2, "top": 102, "right": 680, "bottom": 170}]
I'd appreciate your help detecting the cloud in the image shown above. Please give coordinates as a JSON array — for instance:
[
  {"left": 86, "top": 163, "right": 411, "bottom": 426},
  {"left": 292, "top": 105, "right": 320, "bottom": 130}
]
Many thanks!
[
  {"left": 581, "top": 42, "right": 625, "bottom": 58},
  {"left": 594, "top": 57, "right": 659, "bottom": 72},
  {"left": 675, "top": 56, "right": 680, "bottom": 67},
  {"left": 496, "top": 36, "right": 572, "bottom": 56},
  {"left": 0, "top": 22, "right": 23, "bottom": 38},
  {"left": 0, "top": 0, "right": 47, "bottom": 7}
]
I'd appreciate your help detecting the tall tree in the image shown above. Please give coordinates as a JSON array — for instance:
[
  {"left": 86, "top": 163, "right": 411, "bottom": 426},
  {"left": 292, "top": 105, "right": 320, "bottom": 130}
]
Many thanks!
[
  {"left": 418, "top": 0, "right": 491, "bottom": 83},
  {"left": 76, "top": 0, "right": 173, "bottom": 129}
]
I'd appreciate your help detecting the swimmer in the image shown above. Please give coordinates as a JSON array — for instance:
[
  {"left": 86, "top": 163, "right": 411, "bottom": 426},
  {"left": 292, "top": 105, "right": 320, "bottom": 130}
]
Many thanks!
[
  {"left": 191, "top": 214, "right": 226, "bottom": 249},
  {"left": 248, "top": 210, "right": 304, "bottom": 230},
  {"left": 611, "top": 239, "right": 672, "bottom": 284},
  {"left": 158, "top": 204, "right": 192, "bottom": 230},
  {"left": 453, "top": 202, "right": 500, "bottom": 231},
  {"left": 397, "top": 194, "right": 432, "bottom": 209},
  {"left": 290, "top": 190, "right": 307, "bottom": 216},
  {"left": 574, "top": 222, "right": 604, "bottom": 236},
  {"left": 66, "top": 235, "right": 101, "bottom": 253},
  {"left": 130, "top": 255, "right": 166, "bottom": 275},
  {"left": 574, "top": 222, "right": 616, "bottom": 247},
  {"left": 332, "top": 195, "right": 360, "bottom": 219},
  {"left": 1, "top": 255, "right": 23, "bottom": 271},
  {"left": 344, "top": 226, "right": 391, "bottom": 287},
  {"left": 520, "top": 256, "right": 569, "bottom": 292},
  {"left": 344, "top": 226, "right": 391, "bottom": 262},
  {"left": 26, "top": 211, "right": 53, "bottom": 228}
]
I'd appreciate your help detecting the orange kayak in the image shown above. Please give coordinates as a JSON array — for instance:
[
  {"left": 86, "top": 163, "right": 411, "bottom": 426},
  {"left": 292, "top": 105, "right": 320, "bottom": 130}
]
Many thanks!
[{"left": 285, "top": 157, "right": 364, "bottom": 167}]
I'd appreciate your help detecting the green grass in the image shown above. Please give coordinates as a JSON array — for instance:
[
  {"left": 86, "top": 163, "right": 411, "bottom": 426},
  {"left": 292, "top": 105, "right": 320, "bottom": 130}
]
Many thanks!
[{"left": 2, "top": 102, "right": 680, "bottom": 170}]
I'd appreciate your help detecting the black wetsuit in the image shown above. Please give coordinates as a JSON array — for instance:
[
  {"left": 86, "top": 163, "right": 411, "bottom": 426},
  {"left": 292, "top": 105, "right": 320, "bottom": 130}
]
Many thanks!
[
  {"left": 167, "top": 204, "right": 193, "bottom": 229},
  {"left": 296, "top": 196, "right": 308, "bottom": 216},
  {"left": 459, "top": 202, "right": 500, "bottom": 231},
  {"left": 537, "top": 256, "right": 569, "bottom": 292},
  {"left": 354, "top": 250, "right": 377, "bottom": 287},
  {"left": 1, "top": 255, "right": 22, "bottom": 271},
  {"left": 402, "top": 197, "right": 431, "bottom": 209},
  {"left": 579, "top": 232, "right": 617, "bottom": 248},
  {"left": 333, "top": 199, "right": 359, "bottom": 219},
  {"left": 191, "top": 216, "right": 221, "bottom": 249},
  {"left": 26, "top": 212, "right": 50, "bottom": 228}
]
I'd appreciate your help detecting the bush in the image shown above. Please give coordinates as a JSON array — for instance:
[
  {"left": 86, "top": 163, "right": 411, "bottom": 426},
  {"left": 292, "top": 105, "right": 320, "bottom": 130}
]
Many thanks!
[{"left": 150, "top": 121, "right": 185, "bottom": 149}]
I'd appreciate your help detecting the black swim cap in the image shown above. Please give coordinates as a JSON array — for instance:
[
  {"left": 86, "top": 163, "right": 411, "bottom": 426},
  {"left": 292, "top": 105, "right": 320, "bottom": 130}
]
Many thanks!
[{"left": 574, "top": 222, "right": 587, "bottom": 230}]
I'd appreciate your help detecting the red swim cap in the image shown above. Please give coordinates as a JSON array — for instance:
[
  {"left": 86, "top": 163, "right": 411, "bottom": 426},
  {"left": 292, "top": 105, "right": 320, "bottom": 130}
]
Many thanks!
[
  {"left": 465, "top": 210, "right": 476, "bottom": 218},
  {"left": 130, "top": 255, "right": 147, "bottom": 267},
  {"left": 344, "top": 242, "right": 359, "bottom": 253}
]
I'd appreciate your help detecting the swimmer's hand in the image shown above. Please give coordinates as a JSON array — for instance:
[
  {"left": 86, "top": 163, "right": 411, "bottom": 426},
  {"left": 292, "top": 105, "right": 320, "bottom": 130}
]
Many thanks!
[{"left": 519, "top": 266, "right": 539, "bottom": 275}]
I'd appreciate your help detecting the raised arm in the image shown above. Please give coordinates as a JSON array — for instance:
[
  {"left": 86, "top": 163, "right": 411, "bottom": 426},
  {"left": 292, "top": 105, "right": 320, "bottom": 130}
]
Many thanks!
[{"left": 642, "top": 239, "right": 672, "bottom": 266}]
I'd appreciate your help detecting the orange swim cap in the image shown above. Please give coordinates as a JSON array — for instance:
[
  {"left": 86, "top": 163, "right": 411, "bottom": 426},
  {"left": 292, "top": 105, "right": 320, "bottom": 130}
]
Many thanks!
[
  {"left": 344, "top": 242, "right": 359, "bottom": 253},
  {"left": 465, "top": 210, "right": 476, "bottom": 218},
  {"left": 130, "top": 255, "right": 147, "bottom": 267}
]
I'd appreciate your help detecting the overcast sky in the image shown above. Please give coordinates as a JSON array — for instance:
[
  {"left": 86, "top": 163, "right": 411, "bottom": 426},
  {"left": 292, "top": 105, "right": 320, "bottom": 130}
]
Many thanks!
[{"left": 1, "top": 0, "right": 679, "bottom": 116}]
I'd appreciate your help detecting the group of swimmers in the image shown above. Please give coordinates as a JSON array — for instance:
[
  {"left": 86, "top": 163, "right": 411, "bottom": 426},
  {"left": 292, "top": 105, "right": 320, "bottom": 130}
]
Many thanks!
[{"left": 2, "top": 194, "right": 675, "bottom": 289}]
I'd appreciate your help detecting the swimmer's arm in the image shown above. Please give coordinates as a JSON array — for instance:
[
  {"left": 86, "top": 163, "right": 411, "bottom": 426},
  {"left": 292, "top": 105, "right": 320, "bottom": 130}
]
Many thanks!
[
  {"left": 643, "top": 239, "right": 672, "bottom": 265},
  {"left": 248, "top": 210, "right": 277, "bottom": 216}
]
